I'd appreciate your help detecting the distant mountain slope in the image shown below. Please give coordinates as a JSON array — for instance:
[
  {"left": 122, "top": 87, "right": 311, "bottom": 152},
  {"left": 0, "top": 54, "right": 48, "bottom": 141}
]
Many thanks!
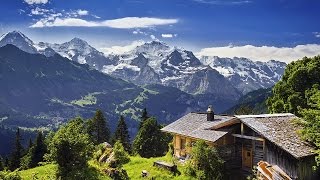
[
  {"left": 0, "top": 45, "right": 233, "bottom": 134},
  {"left": 0, "top": 31, "right": 112, "bottom": 71},
  {"left": 224, "top": 88, "right": 272, "bottom": 115},
  {"left": 0, "top": 31, "right": 56, "bottom": 57},
  {"left": 199, "top": 56, "right": 286, "bottom": 94}
]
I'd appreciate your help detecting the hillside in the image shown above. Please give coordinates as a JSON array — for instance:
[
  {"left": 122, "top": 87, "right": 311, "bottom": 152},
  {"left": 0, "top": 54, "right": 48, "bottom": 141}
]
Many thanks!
[{"left": 224, "top": 88, "right": 272, "bottom": 115}]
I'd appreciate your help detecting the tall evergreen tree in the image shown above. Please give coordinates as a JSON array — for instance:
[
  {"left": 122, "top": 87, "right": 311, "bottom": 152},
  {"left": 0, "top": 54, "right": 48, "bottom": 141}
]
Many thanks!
[
  {"left": 113, "top": 115, "right": 131, "bottom": 153},
  {"left": 32, "top": 132, "right": 46, "bottom": 166},
  {"left": 4, "top": 157, "right": 9, "bottom": 169},
  {"left": 133, "top": 117, "right": 171, "bottom": 158},
  {"left": 0, "top": 156, "right": 4, "bottom": 171},
  {"left": 21, "top": 131, "right": 47, "bottom": 169},
  {"left": 9, "top": 128, "right": 23, "bottom": 171},
  {"left": 139, "top": 108, "right": 149, "bottom": 129},
  {"left": 88, "top": 110, "right": 110, "bottom": 144},
  {"left": 28, "top": 138, "right": 33, "bottom": 149}
]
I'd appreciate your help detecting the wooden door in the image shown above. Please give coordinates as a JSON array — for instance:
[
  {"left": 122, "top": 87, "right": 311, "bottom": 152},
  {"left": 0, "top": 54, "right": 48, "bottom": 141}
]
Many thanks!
[{"left": 242, "top": 147, "right": 252, "bottom": 168}]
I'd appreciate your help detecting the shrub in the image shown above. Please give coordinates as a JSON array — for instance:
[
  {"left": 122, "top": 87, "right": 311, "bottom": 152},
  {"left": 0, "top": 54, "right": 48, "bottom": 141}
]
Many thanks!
[
  {"left": 0, "top": 170, "right": 22, "bottom": 180},
  {"left": 113, "top": 141, "right": 130, "bottom": 168},
  {"left": 184, "top": 140, "right": 224, "bottom": 180}
]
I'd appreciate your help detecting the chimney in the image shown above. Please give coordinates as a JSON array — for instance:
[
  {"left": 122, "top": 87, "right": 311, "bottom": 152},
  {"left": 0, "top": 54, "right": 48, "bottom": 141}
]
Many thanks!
[{"left": 207, "top": 105, "right": 214, "bottom": 121}]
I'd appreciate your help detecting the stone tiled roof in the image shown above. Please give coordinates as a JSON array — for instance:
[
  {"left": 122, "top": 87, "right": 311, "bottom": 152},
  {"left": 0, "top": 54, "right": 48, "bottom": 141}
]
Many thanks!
[
  {"left": 161, "top": 112, "right": 235, "bottom": 142},
  {"left": 236, "top": 113, "right": 315, "bottom": 159}
]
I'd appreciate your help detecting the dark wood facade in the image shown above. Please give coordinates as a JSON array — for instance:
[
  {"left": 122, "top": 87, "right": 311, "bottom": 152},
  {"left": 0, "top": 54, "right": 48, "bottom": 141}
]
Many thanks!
[
  {"left": 162, "top": 113, "right": 319, "bottom": 180},
  {"left": 217, "top": 123, "right": 320, "bottom": 180}
]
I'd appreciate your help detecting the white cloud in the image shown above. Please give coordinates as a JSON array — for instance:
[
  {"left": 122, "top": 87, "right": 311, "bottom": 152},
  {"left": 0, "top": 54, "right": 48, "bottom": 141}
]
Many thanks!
[
  {"left": 313, "top": 32, "right": 320, "bottom": 38},
  {"left": 100, "top": 40, "right": 145, "bottom": 55},
  {"left": 24, "top": 0, "right": 49, "bottom": 5},
  {"left": 77, "top": 9, "right": 89, "bottom": 16},
  {"left": 18, "top": 9, "right": 26, "bottom": 15},
  {"left": 92, "top": 15, "right": 101, "bottom": 19},
  {"left": 132, "top": 29, "right": 148, "bottom": 35},
  {"left": 196, "top": 44, "right": 320, "bottom": 63},
  {"left": 30, "top": 17, "right": 179, "bottom": 29},
  {"left": 193, "top": 0, "right": 251, "bottom": 5},
  {"left": 150, "top": 34, "right": 159, "bottom": 41},
  {"left": 161, "top": 33, "right": 177, "bottom": 38},
  {"left": 31, "top": 7, "right": 49, "bottom": 15}
]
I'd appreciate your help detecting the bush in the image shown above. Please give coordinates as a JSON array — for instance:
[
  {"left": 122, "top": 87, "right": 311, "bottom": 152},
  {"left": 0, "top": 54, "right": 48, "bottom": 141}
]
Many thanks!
[
  {"left": 113, "top": 141, "right": 130, "bottom": 168},
  {"left": 45, "top": 117, "right": 94, "bottom": 178},
  {"left": 0, "top": 170, "right": 22, "bottom": 180},
  {"left": 184, "top": 140, "right": 224, "bottom": 180}
]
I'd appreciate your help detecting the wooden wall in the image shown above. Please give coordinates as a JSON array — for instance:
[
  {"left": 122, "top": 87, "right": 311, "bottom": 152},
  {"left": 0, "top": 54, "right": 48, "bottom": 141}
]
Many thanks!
[
  {"left": 265, "top": 141, "right": 319, "bottom": 180},
  {"left": 173, "top": 134, "right": 195, "bottom": 157}
]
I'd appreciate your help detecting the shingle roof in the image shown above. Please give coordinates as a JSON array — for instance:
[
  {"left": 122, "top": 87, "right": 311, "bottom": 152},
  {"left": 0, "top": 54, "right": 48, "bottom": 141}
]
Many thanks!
[
  {"left": 161, "top": 112, "right": 235, "bottom": 142},
  {"left": 236, "top": 114, "right": 315, "bottom": 159}
]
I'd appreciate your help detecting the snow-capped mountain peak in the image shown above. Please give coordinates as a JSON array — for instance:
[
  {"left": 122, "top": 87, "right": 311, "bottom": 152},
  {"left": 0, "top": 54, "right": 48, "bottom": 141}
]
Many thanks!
[
  {"left": 199, "top": 55, "right": 287, "bottom": 94},
  {"left": 0, "top": 31, "right": 37, "bottom": 54},
  {"left": 46, "top": 37, "right": 112, "bottom": 69}
]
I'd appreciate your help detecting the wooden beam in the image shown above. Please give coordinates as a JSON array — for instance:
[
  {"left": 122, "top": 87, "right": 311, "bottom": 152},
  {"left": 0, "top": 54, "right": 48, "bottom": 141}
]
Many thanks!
[
  {"left": 232, "top": 134, "right": 265, "bottom": 141},
  {"left": 241, "top": 123, "right": 244, "bottom": 135},
  {"left": 263, "top": 139, "right": 266, "bottom": 160}
]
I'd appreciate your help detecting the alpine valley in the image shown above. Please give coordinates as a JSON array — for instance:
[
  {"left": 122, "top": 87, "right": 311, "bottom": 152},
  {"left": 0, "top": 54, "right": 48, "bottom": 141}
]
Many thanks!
[{"left": 0, "top": 31, "right": 286, "bottom": 154}]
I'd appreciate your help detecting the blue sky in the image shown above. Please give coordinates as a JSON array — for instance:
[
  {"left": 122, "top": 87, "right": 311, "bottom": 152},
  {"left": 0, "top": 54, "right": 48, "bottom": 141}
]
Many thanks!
[{"left": 0, "top": 0, "right": 320, "bottom": 62}]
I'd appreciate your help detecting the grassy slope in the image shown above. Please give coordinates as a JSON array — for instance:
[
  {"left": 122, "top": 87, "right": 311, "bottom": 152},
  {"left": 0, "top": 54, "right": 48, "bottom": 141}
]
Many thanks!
[
  {"left": 123, "top": 155, "right": 195, "bottom": 180},
  {"left": 18, "top": 162, "right": 111, "bottom": 180},
  {"left": 18, "top": 156, "right": 194, "bottom": 180},
  {"left": 19, "top": 164, "right": 57, "bottom": 180},
  {"left": 19, "top": 156, "right": 192, "bottom": 180}
]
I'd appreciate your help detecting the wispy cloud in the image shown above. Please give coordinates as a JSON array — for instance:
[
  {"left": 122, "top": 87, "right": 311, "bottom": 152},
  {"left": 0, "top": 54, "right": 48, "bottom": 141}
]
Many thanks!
[
  {"left": 92, "top": 15, "right": 101, "bottom": 19},
  {"left": 313, "top": 32, "right": 320, "bottom": 38},
  {"left": 30, "top": 17, "right": 179, "bottom": 29},
  {"left": 161, "top": 33, "right": 177, "bottom": 38},
  {"left": 30, "top": 7, "right": 50, "bottom": 15},
  {"left": 196, "top": 44, "right": 320, "bottom": 63},
  {"left": 100, "top": 40, "right": 145, "bottom": 55},
  {"left": 193, "top": 0, "right": 252, "bottom": 5},
  {"left": 150, "top": 34, "right": 159, "bottom": 41},
  {"left": 24, "top": 0, "right": 49, "bottom": 5},
  {"left": 76, "top": 9, "right": 89, "bottom": 16},
  {"left": 132, "top": 29, "right": 148, "bottom": 35}
]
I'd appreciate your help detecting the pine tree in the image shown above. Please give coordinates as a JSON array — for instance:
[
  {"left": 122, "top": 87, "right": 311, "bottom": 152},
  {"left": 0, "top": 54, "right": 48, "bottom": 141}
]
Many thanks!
[
  {"left": 88, "top": 110, "right": 110, "bottom": 144},
  {"left": 4, "top": 157, "right": 9, "bottom": 169},
  {"left": 0, "top": 156, "right": 4, "bottom": 171},
  {"left": 139, "top": 108, "right": 149, "bottom": 129},
  {"left": 31, "top": 131, "right": 46, "bottom": 167},
  {"left": 133, "top": 117, "right": 171, "bottom": 158},
  {"left": 28, "top": 138, "right": 33, "bottom": 149},
  {"left": 113, "top": 115, "right": 131, "bottom": 153},
  {"left": 9, "top": 128, "right": 23, "bottom": 171}
]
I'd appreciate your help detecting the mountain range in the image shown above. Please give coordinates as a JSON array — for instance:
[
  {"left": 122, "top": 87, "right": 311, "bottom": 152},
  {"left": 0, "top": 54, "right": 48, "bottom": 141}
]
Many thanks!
[{"left": 0, "top": 31, "right": 286, "bottom": 98}]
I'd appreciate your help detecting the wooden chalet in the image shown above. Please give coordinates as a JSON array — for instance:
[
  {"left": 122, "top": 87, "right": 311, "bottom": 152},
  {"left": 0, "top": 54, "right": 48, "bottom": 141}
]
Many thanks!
[{"left": 161, "top": 106, "right": 320, "bottom": 179}]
